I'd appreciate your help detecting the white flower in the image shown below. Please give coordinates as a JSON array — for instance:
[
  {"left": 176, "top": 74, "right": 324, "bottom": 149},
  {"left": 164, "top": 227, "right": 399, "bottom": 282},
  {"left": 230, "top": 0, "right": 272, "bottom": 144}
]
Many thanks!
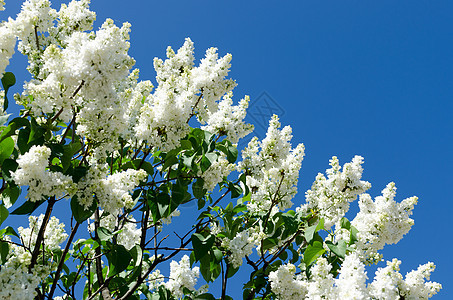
[
  {"left": 88, "top": 212, "right": 141, "bottom": 250},
  {"left": 238, "top": 115, "right": 305, "bottom": 214},
  {"left": 201, "top": 92, "right": 253, "bottom": 144},
  {"left": 164, "top": 255, "right": 200, "bottom": 298},
  {"left": 98, "top": 169, "right": 147, "bottom": 215},
  {"left": 298, "top": 155, "right": 371, "bottom": 230},
  {"left": 351, "top": 182, "right": 417, "bottom": 263},
  {"left": 306, "top": 257, "right": 336, "bottom": 299},
  {"left": 11, "top": 145, "right": 76, "bottom": 202},
  {"left": 222, "top": 229, "right": 254, "bottom": 268},
  {"left": 0, "top": 21, "right": 16, "bottom": 76},
  {"left": 18, "top": 214, "right": 68, "bottom": 250},
  {"left": 335, "top": 252, "right": 368, "bottom": 299},
  {"left": 268, "top": 263, "right": 307, "bottom": 299}
]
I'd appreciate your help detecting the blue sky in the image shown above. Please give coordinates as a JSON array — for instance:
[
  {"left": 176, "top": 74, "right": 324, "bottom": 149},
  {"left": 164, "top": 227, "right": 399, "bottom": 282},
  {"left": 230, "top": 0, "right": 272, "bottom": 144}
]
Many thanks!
[{"left": 3, "top": 0, "right": 453, "bottom": 298}]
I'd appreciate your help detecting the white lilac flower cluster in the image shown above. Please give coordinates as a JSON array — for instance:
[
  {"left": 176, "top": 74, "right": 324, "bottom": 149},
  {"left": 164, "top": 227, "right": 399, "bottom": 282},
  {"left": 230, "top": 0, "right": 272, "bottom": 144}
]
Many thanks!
[
  {"left": 164, "top": 255, "right": 200, "bottom": 298},
  {"left": 88, "top": 212, "right": 141, "bottom": 250},
  {"left": 201, "top": 91, "right": 254, "bottom": 144},
  {"left": 135, "top": 38, "right": 250, "bottom": 152},
  {"left": 221, "top": 229, "right": 255, "bottom": 268},
  {"left": 268, "top": 254, "right": 441, "bottom": 300},
  {"left": 335, "top": 182, "right": 418, "bottom": 264},
  {"left": 56, "top": 0, "right": 96, "bottom": 39},
  {"left": 297, "top": 155, "right": 371, "bottom": 230},
  {"left": 199, "top": 153, "right": 236, "bottom": 192},
  {"left": 239, "top": 115, "right": 305, "bottom": 214},
  {"left": 18, "top": 214, "right": 68, "bottom": 250},
  {"left": 0, "top": 214, "right": 67, "bottom": 300},
  {"left": 0, "top": 21, "right": 16, "bottom": 76},
  {"left": 11, "top": 145, "right": 76, "bottom": 202}
]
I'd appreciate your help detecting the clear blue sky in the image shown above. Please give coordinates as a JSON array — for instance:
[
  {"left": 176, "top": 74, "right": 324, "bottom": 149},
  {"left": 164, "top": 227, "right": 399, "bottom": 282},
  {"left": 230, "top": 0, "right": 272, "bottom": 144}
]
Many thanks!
[{"left": 3, "top": 0, "right": 452, "bottom": 298}]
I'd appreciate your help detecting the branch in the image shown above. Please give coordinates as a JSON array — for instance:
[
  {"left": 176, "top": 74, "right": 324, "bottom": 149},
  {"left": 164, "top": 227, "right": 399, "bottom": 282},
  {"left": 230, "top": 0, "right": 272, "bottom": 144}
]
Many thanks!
[
  {"left": 48, "top": 222, "right": 80, "bottom": 299},
  {"left": 186, "top": 93, "right": 203, "bottom": 123},
  {"left": 28, "top": 197, "right": 56, "bottom": 272},
  {"left": 93, "top": 209, "right": 113, "bottom": 300},
  {"left": 221, "top": 262, "right": 230, "bottom": 300}
]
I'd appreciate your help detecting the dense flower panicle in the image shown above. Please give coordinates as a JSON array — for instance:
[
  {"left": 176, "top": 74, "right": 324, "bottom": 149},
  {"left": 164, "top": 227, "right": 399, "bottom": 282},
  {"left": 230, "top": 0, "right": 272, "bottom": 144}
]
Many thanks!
[
  {"left": 191, "top": 47, "right": 236, "bottom": 119},
  {"left": 403, "top": 262, "right": 442, "bottom": 299},
  {"left": 0, "top": 21, "right": 16, "bottom": 76},
  {"left": 0, "top": 214, "right": 67, "bottom": 300},
  {"left": 135, "top": 38, "right": 196, "bottom": 151},
  {"left": 201, "top": 91, "right": 254, "bottom": 144},
  {"left": 11, "top": 145, "right": 76, "bottom": 202},
  {"left": 268, "top": 263, "right": 308, "bottom": 299},
  {"left": 306, "top": 257, "right": 337, "bottom": 299},
  {"left": 297, "top": 155, "right": 371, "bottom": 230},
  {"left": 344, "top": 182, "right": 418, "bottom": 263},
  {"left": 98, "top": 168, "right": 147, "bottom": 215},
  {"left": 88, "top": 213, "right": 141, "bottom": 250},
  {"left": 118, "top": 69, "right": 154, "bottom": 141},
  {"left": 75, "top": 162, "right": 147, "bottom": 214},
  {"left": 18, "top": 214, "right": 68, "bottom": 250},
  {"left": 335, "top": 253, "right": 368, "bottom": 299},
  {"left": 13, "top": 0, "right": 56, "bottom": 54},
  {"left": 221, "top": 229, "right": 254, "bottom": 268},
  {"left": 239, "top": 115, "right": 305, "bottom": 214},
  {"left": 136, "top": 38, "right": 244, "bottom": 152},
  {"left": 57, "top": 0, "right": 96, "bottom": 39},
  {"left": 368, "top": 259, "right": 442, "bottom": 299},
  {"left": 164, "top": 255, "right": 200, "bottom": 298},
  {"left": 0, "top": 263, "right": 46, "bottom": 300},
  {"left": 199, "top": 154, "right": 236, "bottom": 191}
]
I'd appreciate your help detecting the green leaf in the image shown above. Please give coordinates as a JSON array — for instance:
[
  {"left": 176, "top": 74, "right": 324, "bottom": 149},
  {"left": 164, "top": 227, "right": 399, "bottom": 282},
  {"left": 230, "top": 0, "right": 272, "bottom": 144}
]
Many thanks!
[
  {"left": 192, "top": 178, "right": 206, "bottom": 200},
  {"left": 200, "top": 152, "right": 217, "bottom": 172},
  {"left": 1, "top": 184, "right": 20, "bottom": 208},
  {"left": 62, "top": 142, "right": 81, "bottom": 171},
  {"left": 349, "top": 226, "right": 359, "bottom": 245},
  {"left": 28, "top": 118, "right": 45, "bottom": 144},
  {"left": 326, "top": 240, "right": 347, "bottom": 259},
  {"left": 0, "top": 113, "right": 10, "bottom": 126},
  {"left": 304, "top": 218, "right": 324, "bottom": 243},
  {"left": 216, "top": 140, "right": 238, "bottom": 163},
  {"left": 0, "top": 136, "right": 14, "bottom": 164},
  {"left": 194, "top": 293, "right": 216, "bottom": 300},
  {"left": 304, "top": 241, "right": 326, "bottom": 266},
  {"left": 121, "top": 159, "right": 154, "bottom": 175},
  {"left": 0, "top": 158, "right": 17, "bottom": 182},
  {"left": 228, "top": 182, "right": 243, "bottom": 199},
  {"left": 0, "top": 226, "right": 19, "bottom": 238},
  {"left": 156, "top": 192, "right": 170, "bottom": 218},
  {"left": 1, "top": 72, "right": 16, "bottom": 110},
  {"left": 191, "top": 233, "right": 214, "bottom": 261},
  {"left": 340, "top": 217, "right": 351, "bottom": 230},
  {"left": 11, "top": 199, "right": 45, "bottom": 215},
  {"left": 0, "top": 241, "right": 9, "bottom": 265},
  {"left": 71, "top": 195, "right": 96, "bottom": 223},
  {"left": 130, "top": 245, "right": 143, "bottom": 267},
  {"left": 106, "top": 244, "right": 132, "bottom": 276},
  {"left": 226, "top": 265, "right": 239, "bottom": 278},
  {"left": 0, "top": 117, "right": 29, "bottom": 143},
  {"left": 0, "top": 204, "right": 8, "bottom": 226},
  {"left": 97, "top": 227, "right": 113, "bottom": 241},
  {"left": 17, "top": 127, "right": 30, "bottom": 154}
]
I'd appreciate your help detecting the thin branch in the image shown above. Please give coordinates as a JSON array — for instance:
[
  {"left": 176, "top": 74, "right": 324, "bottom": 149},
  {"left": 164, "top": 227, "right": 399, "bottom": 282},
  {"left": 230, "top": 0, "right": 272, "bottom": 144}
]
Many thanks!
[
  {"left": 48, "top": 222, "right": 80, "bottom": 299},
  {"left": 186, "top": 93, "right": 203, "bottom": 123},
  {"left": 28, "top": 197, "right": 56, "bottom": 272}
]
